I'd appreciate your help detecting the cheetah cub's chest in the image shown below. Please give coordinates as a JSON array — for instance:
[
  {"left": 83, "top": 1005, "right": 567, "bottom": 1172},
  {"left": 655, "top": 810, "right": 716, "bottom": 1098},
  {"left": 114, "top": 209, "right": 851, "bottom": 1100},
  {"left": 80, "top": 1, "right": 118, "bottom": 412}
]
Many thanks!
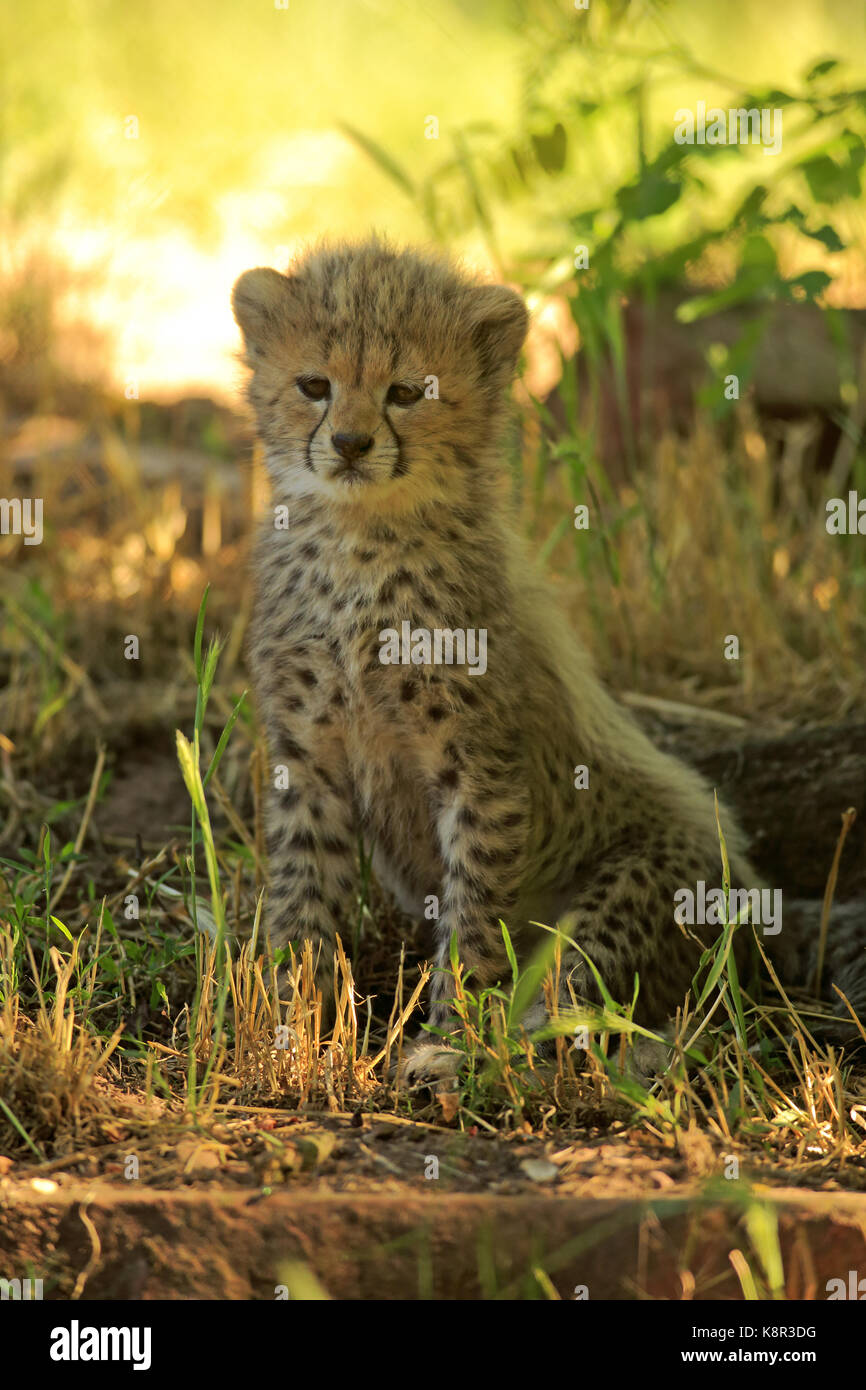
[{"left": 260, "top": 517, "right": 448, "bottom": 905}]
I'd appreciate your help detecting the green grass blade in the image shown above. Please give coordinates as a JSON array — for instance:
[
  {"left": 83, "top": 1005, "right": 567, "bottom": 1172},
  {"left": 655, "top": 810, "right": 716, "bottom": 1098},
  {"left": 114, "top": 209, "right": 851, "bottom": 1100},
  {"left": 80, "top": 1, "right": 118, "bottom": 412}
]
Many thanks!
[{"left": 203, "top": 690, "right": 248, "bottom": 788}]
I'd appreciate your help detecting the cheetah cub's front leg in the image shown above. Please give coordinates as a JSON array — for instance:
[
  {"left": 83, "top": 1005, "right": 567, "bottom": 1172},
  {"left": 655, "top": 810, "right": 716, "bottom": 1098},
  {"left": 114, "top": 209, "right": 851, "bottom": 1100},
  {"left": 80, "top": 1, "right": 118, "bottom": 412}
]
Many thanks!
[
  {"left": 257, "top": 665, "right": 358, "bottom": 1010},
  {"left": 399, "top": 689, "right": 529, "bottom": 1090}
]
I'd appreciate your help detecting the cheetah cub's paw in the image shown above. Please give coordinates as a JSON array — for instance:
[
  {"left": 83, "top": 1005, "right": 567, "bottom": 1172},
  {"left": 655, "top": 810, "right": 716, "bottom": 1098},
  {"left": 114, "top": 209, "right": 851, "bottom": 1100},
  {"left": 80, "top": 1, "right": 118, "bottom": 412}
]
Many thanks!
[
  {"left": 396, "top": 1040, "right": 465, "bottom": 1093},
  {"left": 627, "top": 1030, "right": 675, "bottom": 1085}
]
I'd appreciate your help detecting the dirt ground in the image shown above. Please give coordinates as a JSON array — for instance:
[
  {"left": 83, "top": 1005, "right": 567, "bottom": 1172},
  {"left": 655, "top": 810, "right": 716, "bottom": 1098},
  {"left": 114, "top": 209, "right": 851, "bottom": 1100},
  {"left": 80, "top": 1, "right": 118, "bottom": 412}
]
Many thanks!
[
  {"left": 3, "top": 1083, "right": 866, "bottom": 1298},
  {"left": 4, "top": 1174, "right": 866, "bottom": 1300}
]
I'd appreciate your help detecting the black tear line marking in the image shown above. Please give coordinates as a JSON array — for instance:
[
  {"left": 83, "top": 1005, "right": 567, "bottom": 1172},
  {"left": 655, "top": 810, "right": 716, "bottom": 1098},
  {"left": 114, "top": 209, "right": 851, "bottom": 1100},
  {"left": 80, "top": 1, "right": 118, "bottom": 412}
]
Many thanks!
[
  {"left": 306, "top": 405, "right": 330, "bottom": 472},
  {"left": 384, "top": 411, "right": 407, "bottom": 478}
]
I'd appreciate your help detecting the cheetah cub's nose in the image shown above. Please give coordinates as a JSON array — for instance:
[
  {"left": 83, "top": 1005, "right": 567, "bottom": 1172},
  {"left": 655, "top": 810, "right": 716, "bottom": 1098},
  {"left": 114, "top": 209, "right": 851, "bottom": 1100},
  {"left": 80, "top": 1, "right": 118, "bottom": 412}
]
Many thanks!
[{"left": 332, "top": 432, "right": 374, "bottom": 462}]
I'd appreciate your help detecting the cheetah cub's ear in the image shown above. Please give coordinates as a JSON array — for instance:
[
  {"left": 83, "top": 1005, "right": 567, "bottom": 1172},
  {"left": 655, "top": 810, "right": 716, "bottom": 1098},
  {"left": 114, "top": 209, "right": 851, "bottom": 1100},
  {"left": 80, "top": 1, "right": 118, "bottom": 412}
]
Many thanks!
[
  {"left": 465, "top": 283, "right": 529, "bottom": 387},
  {"left": 232, "top": 267, "right": 296, "bottom": 361}
]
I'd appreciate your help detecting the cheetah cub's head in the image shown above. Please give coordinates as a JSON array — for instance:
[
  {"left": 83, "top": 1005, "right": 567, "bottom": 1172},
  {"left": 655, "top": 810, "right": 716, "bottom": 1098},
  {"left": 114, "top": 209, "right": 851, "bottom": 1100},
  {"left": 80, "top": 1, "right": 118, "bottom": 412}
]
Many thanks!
[{"left": 232, "top": 238, "right": 528, "bottom": 510}]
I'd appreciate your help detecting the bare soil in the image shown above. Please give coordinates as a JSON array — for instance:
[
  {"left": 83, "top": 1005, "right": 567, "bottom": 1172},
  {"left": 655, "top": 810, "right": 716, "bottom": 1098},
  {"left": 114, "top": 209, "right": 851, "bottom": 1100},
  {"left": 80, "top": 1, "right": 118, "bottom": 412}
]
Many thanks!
[{"left": 4, "top": 1175, "right": 866, "bottom": 1300}]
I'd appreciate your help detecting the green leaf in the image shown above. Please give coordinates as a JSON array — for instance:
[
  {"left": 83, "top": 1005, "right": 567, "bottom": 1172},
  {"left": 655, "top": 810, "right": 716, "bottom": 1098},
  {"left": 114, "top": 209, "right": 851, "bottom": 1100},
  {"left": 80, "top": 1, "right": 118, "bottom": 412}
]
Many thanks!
[
  {"left": 509, "top": 146, "right": 530, "bottom": 186},
  {"left": 801, "top": 152, "right": 861, "bottom": 203},
  {"left": 531, "top": 122, "right": 567, "bottom": 173},
  {"left": 771, "top": 1107, "right": 805, "bottom": 1126},
  {"left": 788, "top": 269, "right": 832, "bottom": 299},
  {"left": 100, "top": 909, "right": 119, "bottom": 940},
  {"left": 203, "top": 690, "right": 247, "bottom": 788},
  {"left": 500, "top": 920, "right": 519, "bottom": 987},
  {"left": 453, "top": 131, "right": 496, "bottom": 242},
  {"left": 50, "top": 915, "right": 73, "bottom": 941},
  {"left": 804, "top": 58, "right": 840, "bottom": 83},
  {"left": 175, "top": 728, "right": 228, "bottom": 944},
  {"left": 733, "top": 185, "right": 768, "bottom": 226},
  {"left": 339, "top": 123, "right": 416, "bottom": 199},
  {"left": 741, "top": 234, "right": 778, "bottom": 274},
  {"left": 200, "top": 637, "right": 223, "bottom": 708},
  {"left": 677, "top": 244, "right": 778, "bottom": 322},
  {"left": 193, "top": 584, "right": 210, "bottom": 684},
  {"left": 35, "top": 690, "right": 73, "bottom": 736},
  {"left": 616, "top": 173, "right": 680, "bottom": 222},
  {"left": 537, "top": 514, "right": 570, "bottom": 568},
  {"left": 744, "top": 1203, "right": 785, "bottom": 1299},
  {"left": 714, "top": 790, "right": 732, "bottom": 902},
  {"left": 151, "top": 978, "right": 169, "bottom": 1011},
  {"left": 801, "top": 223, "right": 845, "bottom": 252},
  {"left": 725, "top": 929, "right": 748, "bottom": 1045},
  {"left": 0, "top": 1097, "right": 45, "bottom": 1160},
  {"left": 449, "top": 929, "right": 460, "bottom": 974},
  {"left": 507, "top": 928, "right": 561, "bottom": 1030},
  {"left": 694, "top": 925, "right": 734, "bottom": 1011},
  {"left": 677, "top": 284, "right": 750, "bottom": 323}
]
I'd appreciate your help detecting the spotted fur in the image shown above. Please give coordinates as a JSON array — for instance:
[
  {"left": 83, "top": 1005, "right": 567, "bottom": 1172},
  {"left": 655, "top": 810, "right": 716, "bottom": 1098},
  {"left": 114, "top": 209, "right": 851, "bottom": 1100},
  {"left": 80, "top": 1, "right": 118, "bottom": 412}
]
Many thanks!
[{"left": 232, "top": 237, "right": 865, "bottom": 1047}]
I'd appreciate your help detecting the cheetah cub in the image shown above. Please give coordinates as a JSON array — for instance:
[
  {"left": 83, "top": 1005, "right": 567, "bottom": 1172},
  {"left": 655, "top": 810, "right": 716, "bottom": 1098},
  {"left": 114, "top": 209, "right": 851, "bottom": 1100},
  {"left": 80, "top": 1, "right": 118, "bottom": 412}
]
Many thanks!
[{"left": 232, "top": 238, "right": 754, "bottom": 1076}]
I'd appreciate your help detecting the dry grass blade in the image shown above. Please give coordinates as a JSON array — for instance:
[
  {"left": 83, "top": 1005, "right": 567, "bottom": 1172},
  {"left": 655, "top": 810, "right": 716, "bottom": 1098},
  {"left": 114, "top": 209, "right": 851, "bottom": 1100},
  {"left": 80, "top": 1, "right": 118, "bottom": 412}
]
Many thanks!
[
  {"left": 814, "top": 807, "right": 858, "bottom": 994},
  {"left": 47, "top": 744, "right": 106, "bottom": 914}
]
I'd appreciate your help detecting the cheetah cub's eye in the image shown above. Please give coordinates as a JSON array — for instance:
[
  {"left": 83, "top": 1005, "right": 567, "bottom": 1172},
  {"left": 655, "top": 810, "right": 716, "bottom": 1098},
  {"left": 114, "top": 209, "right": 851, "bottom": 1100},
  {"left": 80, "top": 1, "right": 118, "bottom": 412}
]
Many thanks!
[
  {"left": 386, "top": 382, "right": 423, "bottom": 407},
  {"left": 297, "top": 376, "right": 331, "bottom": 401}
]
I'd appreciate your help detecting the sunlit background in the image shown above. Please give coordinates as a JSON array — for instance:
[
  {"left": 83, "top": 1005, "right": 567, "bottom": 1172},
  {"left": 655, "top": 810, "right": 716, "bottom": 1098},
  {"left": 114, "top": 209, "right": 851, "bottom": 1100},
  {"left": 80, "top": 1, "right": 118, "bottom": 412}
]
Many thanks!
[{"left": 5, "top": 0, "right": 866, "bottom": 398}]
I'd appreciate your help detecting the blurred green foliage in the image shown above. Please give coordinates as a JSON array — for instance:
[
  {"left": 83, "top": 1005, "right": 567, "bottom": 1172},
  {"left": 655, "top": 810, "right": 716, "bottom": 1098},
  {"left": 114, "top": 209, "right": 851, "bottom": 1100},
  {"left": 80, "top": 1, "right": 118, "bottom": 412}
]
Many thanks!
[
  {"left": 4, "top": 0, "right": 865, "bottom": 252},
  {"left": 347, "top": 3, "right": 866, "bottom": 397}
]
